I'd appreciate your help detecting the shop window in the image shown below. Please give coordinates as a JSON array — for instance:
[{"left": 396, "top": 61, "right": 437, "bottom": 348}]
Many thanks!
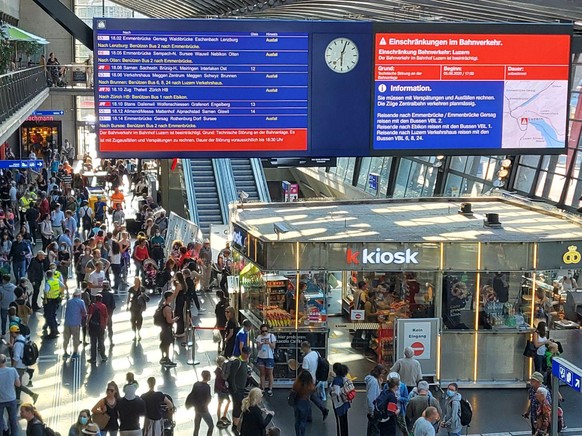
[
  {"left": 442, "top": 272, "right": 476, "bottom": 330},
  {"left": 479, "top": 272, "right": 527, "bottom": 329}
]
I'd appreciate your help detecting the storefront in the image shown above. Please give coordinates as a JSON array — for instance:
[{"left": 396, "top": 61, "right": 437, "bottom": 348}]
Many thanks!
[
  {"left": 20, "top": 118, "right": 62, "bottom": 159},
  {"left": 230, "top": 197, "right": 582, "bottom": 387}
]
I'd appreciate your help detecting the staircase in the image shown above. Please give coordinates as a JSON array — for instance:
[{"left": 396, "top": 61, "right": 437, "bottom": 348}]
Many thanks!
[{"left": 189, "top": 158, "right": 223, "bottom": 235}]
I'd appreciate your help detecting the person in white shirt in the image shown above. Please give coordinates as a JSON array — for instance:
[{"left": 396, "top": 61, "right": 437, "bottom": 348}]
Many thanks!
[
  {"left": 300, "top": 341, "right": 329, "bottom": 421},
  {"left": 255, "top": 324, "right": 276, "bottom": 396},
  {"left": 88, "top": 261, "right": 106, "bottom": 298}
]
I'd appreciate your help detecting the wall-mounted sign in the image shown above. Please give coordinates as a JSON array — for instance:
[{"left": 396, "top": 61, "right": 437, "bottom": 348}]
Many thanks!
[
  {"left": 563, "top": 245, "right": 581, "bottom": 265},
  {"left": 346, "top": 247, "right": 419, "bottom": 265}
]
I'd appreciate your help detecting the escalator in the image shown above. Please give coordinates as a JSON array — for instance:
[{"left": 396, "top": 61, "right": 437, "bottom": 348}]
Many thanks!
[
  {"left": 188, "top": 158, "right": 223, "bottom": 235},
  {"left": 183, "top": 158, "right": 270, "bottom": 236},
  {"left": 230, "top": 158, "right": 260, "bottom": 201}
]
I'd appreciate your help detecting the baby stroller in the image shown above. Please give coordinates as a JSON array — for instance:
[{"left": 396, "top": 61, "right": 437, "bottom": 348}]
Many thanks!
[{"left": 143, "top": 259, "right": 159, "bottom": 292}]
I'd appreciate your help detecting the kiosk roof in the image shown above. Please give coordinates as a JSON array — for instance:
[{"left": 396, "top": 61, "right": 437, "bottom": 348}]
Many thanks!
[{"left": 234, "top": 197, "right": 582, "bottom": 243}]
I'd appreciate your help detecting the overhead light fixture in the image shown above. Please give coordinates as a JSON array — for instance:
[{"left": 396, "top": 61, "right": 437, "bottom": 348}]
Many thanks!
[{"left": 458, "top": 202, "right": 473, "bottom": 216}]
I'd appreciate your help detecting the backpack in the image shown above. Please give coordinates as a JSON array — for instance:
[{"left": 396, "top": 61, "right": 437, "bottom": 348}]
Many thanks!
[
  {"left": 459, "top": 398, "right": 473, "bottom": 426},
  {"left": 16, "top": 339, "right": 38, "bottom": 366},
  {"left": 341, "top": 377, "right": 356, "bottom": 402},
  {"left": 43, "top": 423, "right": 61, "bottom": 436},
  {"left": 373, "top": 385, "right": 398, "bottom": 421},
  {"left": 80, "top": 206, "right": 92, "bottom": 228},
  {"left": 153, "top": 304, "right": 168, "bottom": 327},
  {"left": 315, "top": 352, "right": 330, "bottom": 382},
  {"left": 89, "top": 305, "right": 102, "bottom": 331},
  {"left": 222, "top": 357, "right": 239, "bottom": 381}
]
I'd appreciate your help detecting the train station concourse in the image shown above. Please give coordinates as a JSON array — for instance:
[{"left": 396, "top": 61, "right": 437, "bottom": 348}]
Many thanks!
[{"left": 3, "top": 0, "right": 582, "bottom": 435}]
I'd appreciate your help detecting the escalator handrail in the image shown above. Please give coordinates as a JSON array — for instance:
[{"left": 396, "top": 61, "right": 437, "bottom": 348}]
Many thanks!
[
  {"left": 250, "top": 158, "right": 271, "bottom": 202},
  {"left": 181, "top": 159, "right": 199, "bottom": 224},
  {"left": 214, "top": 159, "right": 238, "bottom": 223}
]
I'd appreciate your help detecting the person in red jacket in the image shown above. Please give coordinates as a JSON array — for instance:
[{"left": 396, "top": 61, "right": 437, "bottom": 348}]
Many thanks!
[
  {"left": 87, "top": 293, "right": 109, "bottom": 364},
  {"left": 132, "top": 238, "right": 150, "bottom": 280},
  {"left": 38, "top": 192, "right": 50, "bottom": 221}
]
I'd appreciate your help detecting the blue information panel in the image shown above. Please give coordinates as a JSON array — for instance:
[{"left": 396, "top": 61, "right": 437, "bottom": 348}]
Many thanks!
[
  {"left": 552, "top": 357, "right": 582, "bottom": 392},
  {"left": 94, "top": 18, "right": 372, "bottom": 158}
]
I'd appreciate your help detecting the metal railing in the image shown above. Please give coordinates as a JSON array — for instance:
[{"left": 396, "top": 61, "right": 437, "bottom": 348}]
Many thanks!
[{"left": 0, "top": 66, "right": 47, "bottom": 123}]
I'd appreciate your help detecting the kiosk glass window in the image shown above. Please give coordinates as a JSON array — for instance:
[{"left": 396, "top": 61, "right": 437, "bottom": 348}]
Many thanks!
[
  {"left": 479, "top": 271, "right": 526, "bottom": 329},
  {"left": 442, "top": 272, "right": 477, "bottom": 330}
]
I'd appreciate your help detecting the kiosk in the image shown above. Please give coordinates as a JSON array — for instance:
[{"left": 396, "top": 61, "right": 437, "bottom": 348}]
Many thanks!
[{"left": 230, "top": 197, "right": 582, "bottom": 387}]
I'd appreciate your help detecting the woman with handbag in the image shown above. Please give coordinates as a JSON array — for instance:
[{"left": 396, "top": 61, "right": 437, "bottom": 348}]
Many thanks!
[
  {"left": 91, "top": 381, "right": 120, "bottom": 435},
  {"left": 533, "top": 322, "right": 549, "bottom": 373}
]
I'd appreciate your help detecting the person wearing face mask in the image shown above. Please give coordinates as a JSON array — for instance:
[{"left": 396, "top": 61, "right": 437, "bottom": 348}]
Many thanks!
[
  {"left": 68, "top": 409, "right": 93, "bottom": 436},
  {"left": 441, "top": 383, "right": 462, "bottom": 436}
]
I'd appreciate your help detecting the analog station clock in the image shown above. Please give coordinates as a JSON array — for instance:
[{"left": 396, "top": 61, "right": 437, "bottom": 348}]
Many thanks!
[{"left": 324, "top": 37, "right": 359, "bottom": 73}]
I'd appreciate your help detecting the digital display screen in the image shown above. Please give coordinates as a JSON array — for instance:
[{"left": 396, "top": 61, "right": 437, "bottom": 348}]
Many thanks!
[
  {"left": 372, "top": 31, "right": 571, "bottom": 153},
  {"left": 94, "top": 19, "right": 372, "bottom": 158}
]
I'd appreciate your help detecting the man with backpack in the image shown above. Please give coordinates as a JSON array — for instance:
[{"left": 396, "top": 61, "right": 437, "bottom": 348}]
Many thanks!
[
  {"left": 300, "top": 341, "right": 329, "bottom": 422},
  {"left": 87, "top": 293, "right": 108, "bottom": 364},
  {"left": 441, "top": 383, "right": 464, "bottom": 436},
  {"left": 9, "top": 325, "right": 39, "bottom": 404},
  {"left": 78, "top": 200, "right": 93, "bottom": 240},
  {"left": 225, "top": 345, "right": 251, "bottom": 435}
]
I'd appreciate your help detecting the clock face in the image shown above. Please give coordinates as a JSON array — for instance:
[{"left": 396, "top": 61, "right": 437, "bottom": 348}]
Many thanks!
[{"left": 325, "top": 38, "right": 359, "bottom": 73}]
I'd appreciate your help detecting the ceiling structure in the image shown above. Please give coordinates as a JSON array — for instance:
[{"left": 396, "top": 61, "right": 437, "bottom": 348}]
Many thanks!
[{"left": 111, "top": 0, "right": 582, "bottom": 29}]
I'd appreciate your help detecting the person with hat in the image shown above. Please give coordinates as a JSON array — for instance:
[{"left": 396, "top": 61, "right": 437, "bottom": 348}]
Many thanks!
[
  {"left": 87, "top": 293, "right": 108, "bottom": 364},
  {"left": 406, "top": 380, "right": 442, "bottom": 431},
  {"left": 523, "top": 371, "right": 552, "bottom": 434},
  {"left": 63, "top": 289, "right": 87, "bottom": 359},
  {"left": 199, "top": 238, "right": 212, "bottom": 292},
  {"left": 10, "top": 325, "right": 39, "bottom": 404},
  {"left": 28, "top": 250, "right": 48, "bottom": 311},
  {"left": 81, "top": 422, "right": 100, "bottom": 435},
  {"left": 43, "top": 269, "right": 65, "bottom": 339}
]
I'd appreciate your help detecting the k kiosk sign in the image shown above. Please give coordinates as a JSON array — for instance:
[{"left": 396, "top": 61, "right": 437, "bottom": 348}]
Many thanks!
[{"left": 341, "top": 243, "right": 440, "bottom": 271}]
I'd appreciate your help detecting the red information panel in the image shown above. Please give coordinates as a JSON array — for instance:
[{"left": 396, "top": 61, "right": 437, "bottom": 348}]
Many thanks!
[
  {"left": 99, "top": 128, "right": 308, "bottom": 152},
  {"left": 373, "top": 32, "right": 571, "bottom": 152},
  {"left": 375, "top": 33, "right": 570, "bottom": 68}
]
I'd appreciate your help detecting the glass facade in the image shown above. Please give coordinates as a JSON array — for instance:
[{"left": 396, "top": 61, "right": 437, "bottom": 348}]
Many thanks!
[{"left": 321, "top": 55, "right": 582, "bottom": 211}]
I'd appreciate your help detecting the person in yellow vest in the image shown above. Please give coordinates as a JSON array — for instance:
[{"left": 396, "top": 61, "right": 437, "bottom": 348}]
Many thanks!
[
  {"left": 49, "top": 263, "right": 68, "bottom": 296},
  {"left": 43, "top": 270, "right": 65, "bottom": 339}
]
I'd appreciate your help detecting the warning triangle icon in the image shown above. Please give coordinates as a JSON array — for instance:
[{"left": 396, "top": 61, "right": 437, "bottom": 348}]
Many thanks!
[{"left": 379, "top": 37, "right": 387, "bottom": 46}]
